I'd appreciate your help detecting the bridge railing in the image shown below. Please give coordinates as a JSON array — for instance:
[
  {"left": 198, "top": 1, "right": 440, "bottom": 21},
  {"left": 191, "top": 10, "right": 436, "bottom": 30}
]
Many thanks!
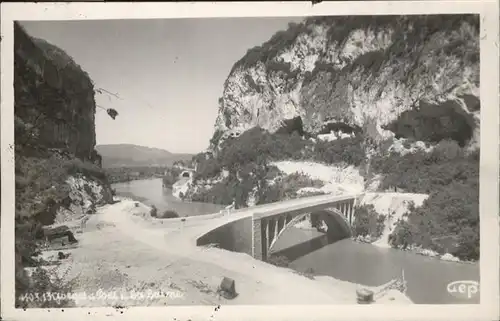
[
  {"left": 252, "top": 194, "right": 360, "bottom": 220},
  {"left": 222, "top": 193, "right": 361, "bottom": 217}
]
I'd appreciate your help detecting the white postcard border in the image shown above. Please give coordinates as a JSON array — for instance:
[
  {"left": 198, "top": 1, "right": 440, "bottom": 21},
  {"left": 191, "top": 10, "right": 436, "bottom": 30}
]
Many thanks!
[{"left": 1, "top": 1, "right": 498, "bottom": 321}]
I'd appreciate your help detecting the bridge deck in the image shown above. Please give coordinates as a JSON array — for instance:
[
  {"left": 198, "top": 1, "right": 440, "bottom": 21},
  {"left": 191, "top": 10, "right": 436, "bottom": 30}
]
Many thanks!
[
  {"left": 253, "top": 194, "right": 358, "bottom": 219},
  {"left": 188, "top": 193, "right": 360, "bottom": 244}
]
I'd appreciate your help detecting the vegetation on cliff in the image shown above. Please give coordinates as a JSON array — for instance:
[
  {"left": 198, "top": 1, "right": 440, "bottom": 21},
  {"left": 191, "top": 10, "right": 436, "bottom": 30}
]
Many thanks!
[
  {"left": 190, "top": 127, "right": 364, "bottom": 207},
  {"left": 372, "top": 139, "right": 479, "bottom": 260},
  {"left": 191, "top": 124, "right": 479, "bottom": 261},
  {"left": 350, "top": 204, "right": 386, "bottom": 241}
]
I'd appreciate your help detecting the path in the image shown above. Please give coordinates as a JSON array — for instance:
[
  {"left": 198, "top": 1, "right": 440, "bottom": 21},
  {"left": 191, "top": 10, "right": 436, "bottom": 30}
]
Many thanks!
[{"left": 44, "top": 199, "right": 412, "bottom": 306}]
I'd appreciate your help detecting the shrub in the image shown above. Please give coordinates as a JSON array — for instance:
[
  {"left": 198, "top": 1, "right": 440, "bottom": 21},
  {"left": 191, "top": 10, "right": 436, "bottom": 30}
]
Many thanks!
[
  {"left": 159, "top": 210, "right": 180, "bottom": 219},
  {"left": 63, "top": 158, "right": 106, "bottom": 180},
  {"left": 150, "top": 205, "right": 158, "bottom": 218},
  {"left": 313, "top": 135, "right": 365, "bottom": 166},
  {"left": 162, "top": 167, "right": 182, "bottom": 188},
  {"left": 15, "top": 216, "right": 75, "bottom": 308},
  {"left": 370, "top": 143, "right": 477, "bottom": 194},
  {"left": 267, "top": 255, "right": 290, "bottom": 268},
  {"left": 191, "top": 175, "right": 254, "bottom": 208},
  {"left": 194, "top": 157, "right": 222, "bottom": 181},
  {"left": 373, "top": 139, "right": 479, "bottom": 261},
  {"left": 388, "top": 219, "right": 413, "bottom": 250},
  {"left": 256, "top": 172, "right": 324, "bottom": 205},
  {"left": 351, "top": 204, "right": 386, "bottom": 239},
  {"left": 430, "top": 139, "right": 463, "bottom": 161}
]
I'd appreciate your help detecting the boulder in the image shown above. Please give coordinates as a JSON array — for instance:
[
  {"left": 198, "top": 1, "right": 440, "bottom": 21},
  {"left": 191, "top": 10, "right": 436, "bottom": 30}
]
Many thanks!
[
  {"left": 218, "top": 277, "right": 237, "bottom": 299},
  {"left": 356, "top": 288, "right": 374, "bottom": 304}
]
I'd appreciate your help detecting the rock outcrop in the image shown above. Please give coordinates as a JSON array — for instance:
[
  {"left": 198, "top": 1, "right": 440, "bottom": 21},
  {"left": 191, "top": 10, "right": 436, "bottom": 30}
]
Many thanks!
[
  {"left": 212, "top": 15, "right": 479, "bottom": 150},
  {"left": 14, "top": 22, "right": 113, "bottom": 225},
  {"left": 14, "top": 22, "right": 100, "bottom": 164}
]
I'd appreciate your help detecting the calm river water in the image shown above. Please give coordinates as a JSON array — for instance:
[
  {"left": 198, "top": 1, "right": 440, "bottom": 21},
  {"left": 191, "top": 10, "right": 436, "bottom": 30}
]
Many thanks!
[{"left": 112, "top": 178, "right": 480, "bottom": 304}]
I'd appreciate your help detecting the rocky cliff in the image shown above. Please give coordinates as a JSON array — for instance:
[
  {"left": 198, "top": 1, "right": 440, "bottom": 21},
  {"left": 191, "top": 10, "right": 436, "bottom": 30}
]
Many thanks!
[
  {"left": 189, "top": 15, "right": 480, "bottom": 262},
  {"left": 212, "top": 15, "right": 479, "bottom": 150},
  {"left": 14, "top": 22, "right": 111, "bottom": 225},
  {"left": 14, "top": 22, "right": 101, "bottom": 164}
]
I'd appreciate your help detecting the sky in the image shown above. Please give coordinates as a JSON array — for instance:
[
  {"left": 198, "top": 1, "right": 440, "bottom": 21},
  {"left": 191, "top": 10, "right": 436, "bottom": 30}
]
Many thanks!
[{"left": 21, "top": 17, "right": 303, "bottom": 154}]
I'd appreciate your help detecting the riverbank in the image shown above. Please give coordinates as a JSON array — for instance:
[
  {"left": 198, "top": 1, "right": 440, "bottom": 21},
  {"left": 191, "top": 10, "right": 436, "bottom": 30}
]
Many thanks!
[{"left": 37, "top": 198, "right": 412, "bottom": 306}]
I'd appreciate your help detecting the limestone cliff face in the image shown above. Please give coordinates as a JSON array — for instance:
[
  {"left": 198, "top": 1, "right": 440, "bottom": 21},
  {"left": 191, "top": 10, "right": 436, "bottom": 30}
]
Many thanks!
[
  {"left": 213, "top": 15, "right": 479, "bottom": 149},
  {"left": 14, "top": 22, "right": 111, "bottom": 224},
  {"left": 14, "top": 22, "right": 100, "bottom": 164}
]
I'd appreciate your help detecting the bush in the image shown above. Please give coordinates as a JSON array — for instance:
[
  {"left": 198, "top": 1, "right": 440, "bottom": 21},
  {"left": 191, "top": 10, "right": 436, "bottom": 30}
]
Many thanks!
[
  {"left": 162, "top": 167, "right": 182, "bottom": 188},
  {"left": 313, "top": 135, "right": 365, "bottom": 166},
  {"left": 256, "top": 172, "right": 324, "bottom": 205},
  {"left": 372, "top": 139, "right": 479, "bottom": 261},
  {"left": 267, "top": 255, "right": 290, "bottom": 268},
  {"left": 159, "top": 210, "right": 180, "bottom": 219},
  {"left": 351, "top": 204, "right": 386, "bottom": 239},
  {"left": 15, "top": 215, "right": 75, "bottom": 308},
  {"left": 194, "top": 157, "right": 222, "bottom": 181},
  {"left": 388, "top": 219, "right": 413, "bottom": 250},
  {"left": 370, "top": 142, "right": 476, "bottom": 194},
  {"left": 150, "top": 205, "right": 158, "bottom": 218},
  {"left": 192, "top": 128, "right": 362, "bottom": 205},
  {"left": 64, "top": 158, "right": 106, "bottom": 180},
  {"left": 191, "top": 174, "right": 255, "bottom": 208},
  {"left": 191, "top": 127, "right": 364, "bottom": 209}
]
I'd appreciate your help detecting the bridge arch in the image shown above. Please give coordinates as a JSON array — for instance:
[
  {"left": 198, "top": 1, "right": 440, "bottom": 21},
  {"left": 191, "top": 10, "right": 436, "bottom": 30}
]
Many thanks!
[
  {"left": 253, "top": 196, "right": 357, "bottom": 261},
  {"left": 267, "top": 208, "right": 352, "bottom": 256},
  {"left": 194, "top": 193, "right": 360, "bottom": 262}
]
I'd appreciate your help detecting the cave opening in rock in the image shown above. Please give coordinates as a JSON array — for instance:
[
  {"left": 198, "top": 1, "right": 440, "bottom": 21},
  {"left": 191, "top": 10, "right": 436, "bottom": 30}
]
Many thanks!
[
  {"left": 275, "top": 116, "right": 306, "bottom": 136},
  {"left": 384, "top": 100, "right": 476, "bottom": 147}
]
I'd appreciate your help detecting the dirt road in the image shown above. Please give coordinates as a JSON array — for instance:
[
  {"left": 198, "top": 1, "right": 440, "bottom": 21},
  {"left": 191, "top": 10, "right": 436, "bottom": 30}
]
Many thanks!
[{"left": 42, "top": 199, "right": 412, "bottom": 307}]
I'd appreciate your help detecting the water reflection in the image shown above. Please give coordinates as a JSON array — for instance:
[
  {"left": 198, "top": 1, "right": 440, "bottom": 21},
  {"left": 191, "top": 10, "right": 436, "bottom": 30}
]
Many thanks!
[{"left": 272, "top": 227, "right": 480, "bottom": 304}]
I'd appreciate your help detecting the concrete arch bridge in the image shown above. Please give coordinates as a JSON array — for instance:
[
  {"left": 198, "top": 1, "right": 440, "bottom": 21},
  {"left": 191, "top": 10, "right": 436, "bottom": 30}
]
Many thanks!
[{"left": 195, "top": 193, "right": 361, "bottom": 262}]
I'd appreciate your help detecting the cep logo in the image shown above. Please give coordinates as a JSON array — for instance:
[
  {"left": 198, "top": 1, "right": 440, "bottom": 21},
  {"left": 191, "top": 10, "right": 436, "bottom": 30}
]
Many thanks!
[{"left": 447, "top": 280, "right": 480, "bottom": 299}]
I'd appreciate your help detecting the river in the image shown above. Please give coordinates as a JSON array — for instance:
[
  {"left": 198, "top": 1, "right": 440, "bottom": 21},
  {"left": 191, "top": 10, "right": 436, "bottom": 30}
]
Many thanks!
[{"left": 112, "top": 178, "right": 480, "bottom": 304}]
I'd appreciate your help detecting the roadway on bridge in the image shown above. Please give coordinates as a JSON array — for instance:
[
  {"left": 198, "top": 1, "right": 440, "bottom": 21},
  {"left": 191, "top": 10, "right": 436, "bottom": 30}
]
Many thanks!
[{"left": 163, "top": 193, "right": 360, "bottom": 247}]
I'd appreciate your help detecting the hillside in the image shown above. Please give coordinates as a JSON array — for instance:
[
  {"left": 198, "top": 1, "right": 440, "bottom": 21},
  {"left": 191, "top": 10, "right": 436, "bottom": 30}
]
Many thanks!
[
  {"left": 186, "top": 15, "right": 480, "bottom": 262},
  {"left": 96, "top": 144, "right": 192, "bottom": 168}
]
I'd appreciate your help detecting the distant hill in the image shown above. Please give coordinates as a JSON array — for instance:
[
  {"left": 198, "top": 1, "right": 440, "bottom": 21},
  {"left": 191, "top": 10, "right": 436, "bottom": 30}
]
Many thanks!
[{"left": 96, "top": 144, "right": 193, "bottom": 168}]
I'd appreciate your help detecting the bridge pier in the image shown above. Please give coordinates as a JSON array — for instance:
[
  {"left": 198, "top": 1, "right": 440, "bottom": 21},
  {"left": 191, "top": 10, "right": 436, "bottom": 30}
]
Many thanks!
[{"left": 252, "top": 218, "right": 263, "bottom": 260}]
